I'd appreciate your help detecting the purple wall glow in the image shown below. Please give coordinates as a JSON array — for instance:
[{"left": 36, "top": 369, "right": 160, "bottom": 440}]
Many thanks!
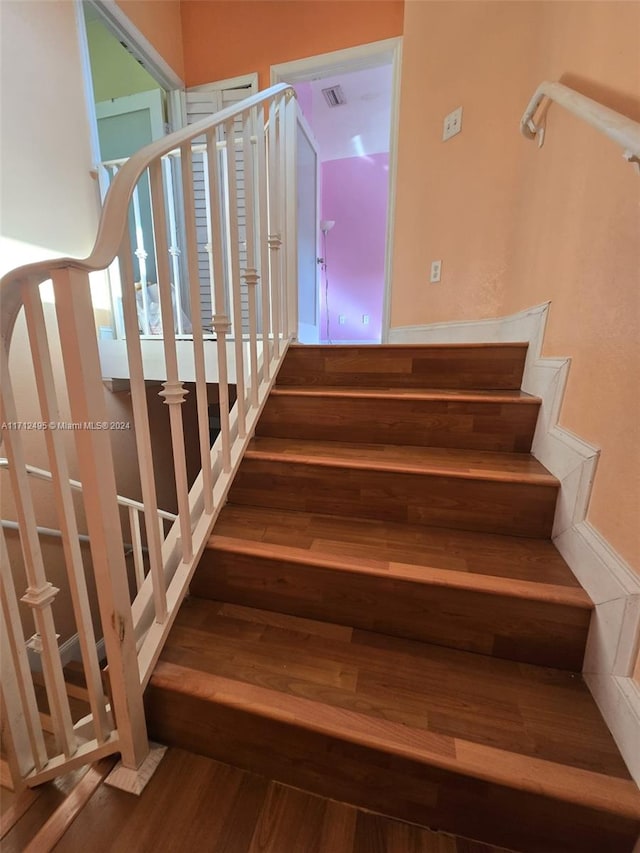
[{"left": 321, "top": 152, "right": 389, "bottom": 342}]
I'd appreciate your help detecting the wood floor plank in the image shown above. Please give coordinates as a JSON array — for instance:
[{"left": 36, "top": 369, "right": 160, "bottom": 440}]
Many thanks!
[
  {"left": 51, "top": 748, "right": 518, "bottom": 853},
  {"left": 147, "top": 663, "right": 640, "bottom": 852}
]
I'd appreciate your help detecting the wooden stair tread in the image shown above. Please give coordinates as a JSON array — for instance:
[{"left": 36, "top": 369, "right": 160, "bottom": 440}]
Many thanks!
[
  {"left": 278, "top": 344, "right": 528, "bottom": 390},
  {"left": 156, "top": 598, "right": 628, "bottom": 781},
  {"left": 207, "top": 534, "right": 590, "bottom": 608},
  {"left": 152, "top": 659, "right": 640, "bottom": 820},
  {"left": 212, "top": 506, "right": 583, "bottom": 591},
  {"left": 245, "top": 438, "right": 558, "bottom": 485},
  {"left": 270, "top": 386, "right": 540, "bottom": 403}
]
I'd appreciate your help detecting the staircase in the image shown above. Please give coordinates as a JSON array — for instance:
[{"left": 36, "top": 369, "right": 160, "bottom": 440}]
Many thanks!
[{"left": 146, "top": 343, "right": 640, "bottom": 853}]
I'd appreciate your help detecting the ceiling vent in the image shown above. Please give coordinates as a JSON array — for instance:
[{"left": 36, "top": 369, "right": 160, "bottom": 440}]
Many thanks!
[{"left": 321, "top": 85, "right": 346, "bottom": 108}]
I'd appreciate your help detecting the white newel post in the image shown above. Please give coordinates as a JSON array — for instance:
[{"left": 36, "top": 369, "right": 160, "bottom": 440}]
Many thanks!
[{"left": 52, "top": 267, "right": 149, "bottom": 771}]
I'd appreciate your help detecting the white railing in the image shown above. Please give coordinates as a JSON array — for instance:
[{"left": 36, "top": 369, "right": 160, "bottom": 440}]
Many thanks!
[
  {"left": 521, "top": 80, "right": 640, "bottom": 172},
  {"left": 0, "top": 83, "right": 299, "bottom": 789},
  {"left": 0, "top": 458, "right": 176, "bottom": 593}
]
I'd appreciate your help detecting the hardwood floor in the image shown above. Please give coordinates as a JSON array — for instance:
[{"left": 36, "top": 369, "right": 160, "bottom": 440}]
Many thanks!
[
  {"left": 146, "top": 343, "right": 640, "bottom": 851},
  {"left": 46, "top": 750, "right": 515, "bottom": 853},
  {"left": 148, "top": 601, "right": 640, "bottom": 852}
]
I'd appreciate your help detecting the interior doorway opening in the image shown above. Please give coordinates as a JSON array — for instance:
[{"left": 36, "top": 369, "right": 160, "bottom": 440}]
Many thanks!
[{"left": 272, "top": 38, "right": 402, "bottom": 344}]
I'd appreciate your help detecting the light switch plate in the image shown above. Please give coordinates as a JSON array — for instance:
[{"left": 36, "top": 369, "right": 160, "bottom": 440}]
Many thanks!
[{"left": 443, "top": 107, "right": 463, "bottom": 141}]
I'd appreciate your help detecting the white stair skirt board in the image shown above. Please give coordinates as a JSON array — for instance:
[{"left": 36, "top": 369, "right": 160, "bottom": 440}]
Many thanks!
[
  {"left": 105, "top": 742, "right": 167, "bottom": 795},
  {"left": 389, "top": 302, "right": 640, "bottom": 786}
]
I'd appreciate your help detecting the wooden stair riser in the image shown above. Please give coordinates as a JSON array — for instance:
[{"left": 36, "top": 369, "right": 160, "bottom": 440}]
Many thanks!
[
  {"left": 258, "top": 393, "right": 540, "bottom": 452},
  {"left": 228, "top": 458, "right": 558, "bottom": 538},
  {"left": 146, "top": 684, "right": 638, "bottom": 853},
  {"left": 277, "top": 345, "right": 528, "bottom": 390},
  {"left": 193, "top": 548, "right": 590, "bottom": 670}
]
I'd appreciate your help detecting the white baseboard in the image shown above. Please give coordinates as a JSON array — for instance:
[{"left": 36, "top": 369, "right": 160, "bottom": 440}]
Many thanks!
[{"left": 389, "top": 303, "right": 640, "bottom": 784}]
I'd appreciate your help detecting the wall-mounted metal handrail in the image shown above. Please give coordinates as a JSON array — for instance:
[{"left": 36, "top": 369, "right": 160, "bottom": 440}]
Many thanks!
[{"left": 520, "top": 81, "right": 640, "bottom": 172}]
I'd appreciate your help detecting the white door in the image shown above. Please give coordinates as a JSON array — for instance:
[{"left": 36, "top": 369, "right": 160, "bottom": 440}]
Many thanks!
[
  {"left": 185, "top": 77, "right": 258, "bottom": 331},
  {"left": 296, "top": 111, "right": 321, "bottom": 344}
]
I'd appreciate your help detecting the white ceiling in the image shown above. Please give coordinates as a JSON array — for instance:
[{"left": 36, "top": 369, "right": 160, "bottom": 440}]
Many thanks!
[{"left": 295, "top": 64, "right": 393, "bottom": 163}]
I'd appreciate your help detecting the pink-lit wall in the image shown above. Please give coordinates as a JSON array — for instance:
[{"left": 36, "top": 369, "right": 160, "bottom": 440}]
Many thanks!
[
  {"left": 294, "top": 82, "right": 313, "bottom": 126},
  {"left": 321, "top": 153, "right": 389, "bottom": 342}
]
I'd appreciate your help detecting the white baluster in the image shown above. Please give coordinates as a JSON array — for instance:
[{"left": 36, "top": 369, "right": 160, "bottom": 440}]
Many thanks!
[
  {"left": 224, "top": 118, "right": 247, "bottom": 437},
  {"left": 129, "top": 506, "right": 145, "bottom": 592},
  {"left": 242, "top": 108, "right": 260, "bottom": 406},
  {"left": 22, "top": 282, "right": 110, "bottom": 743},
  {"left": 162, "top": 156, "right": 185, "bottom": 336},
  {"left": 119, "top": 229, "right": 167, "bottom": 623},
  {"left": 0, "top": 343, "right": 76, "bottom": 759},
  {"left": 52, "top": 267, "right": 149, "bottom": 771},
  {"left": 201, "top": 148, "right": 216, "bottom": 332},
  {"left": 0, "top": 526, "right": 48, "bottom": 776},
  {"left": 149, "top": 158, "right": 193, "bottom": 563},
  {"left": 206, "top": 126, "right": 233, "bottom": 473},
  {"left": 132, "top": 182, "right": 151, "bottom": 335},
  {"left": 180, "top": 141, "right": 214, "bottom": 513},
  {"left": 256, "top": 102, "right": 272, "bottom": 377}
]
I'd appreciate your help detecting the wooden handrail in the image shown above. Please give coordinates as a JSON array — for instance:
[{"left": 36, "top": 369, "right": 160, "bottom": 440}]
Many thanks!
[
  {"left": 521, "top": 81, "right": 640, "bottom": 172},
  {"left": 0, "top": 83, "right": 295, "bottom": 344}
]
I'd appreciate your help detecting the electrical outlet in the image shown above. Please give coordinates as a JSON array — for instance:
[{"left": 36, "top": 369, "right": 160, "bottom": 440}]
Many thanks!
[
  {"left": 339, "top": 315, "right": 346, "bottom": 325},
  {"left": 362, "top": 314, "right": 369, "bottom": 325},
  {"left": 443, "top": 107, "right": 463, "bottom": 141},
  {"left": 430, "top": 260, "right": 442, "bottom": 283}
]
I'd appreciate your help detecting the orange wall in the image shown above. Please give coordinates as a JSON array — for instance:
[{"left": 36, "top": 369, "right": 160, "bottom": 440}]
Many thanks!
[
  {"left": 115, "top": 0, "right": 185, "bottom": 80},
  {"left": 392, "top": 1, "right": 640, "bottom": 568},
  {"left": 180, "top": 0, "right": 404, "bottom": 88}
]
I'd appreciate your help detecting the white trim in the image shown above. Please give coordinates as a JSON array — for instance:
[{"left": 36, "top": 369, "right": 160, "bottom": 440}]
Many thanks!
[
  {"left": 86, "top": 0, "right": 184, "bottom": 91},
  {"left": 270, "top": 38, "right": 401, "bottom": 83},
  {"left": 381, "top": 39, "right": 402, "bottom": 343},
  {"left": 389, "top": 302, "right": 640, "bottom": 785},
  {"left": 295, "top": 104, "right": 321, "bottom": 344},
  {"left": 74, "top": 1, "right": 102, "bottom": 169},
  {"left": 188, "top": 72, "right": 259, "bottom": 95},
  {"left": 271, "top": 38, "right": 403, "bottom": 344}
]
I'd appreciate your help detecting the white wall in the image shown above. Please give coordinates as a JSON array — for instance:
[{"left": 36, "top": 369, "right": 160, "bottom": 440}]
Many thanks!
[{"left": 0, "top": 0, "right": 100, "bottom": 275}]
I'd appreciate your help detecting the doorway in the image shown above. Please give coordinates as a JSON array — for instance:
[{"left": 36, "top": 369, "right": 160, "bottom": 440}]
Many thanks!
[{"left": 272, "top": 38, "right": 402, "bottom": 344}]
